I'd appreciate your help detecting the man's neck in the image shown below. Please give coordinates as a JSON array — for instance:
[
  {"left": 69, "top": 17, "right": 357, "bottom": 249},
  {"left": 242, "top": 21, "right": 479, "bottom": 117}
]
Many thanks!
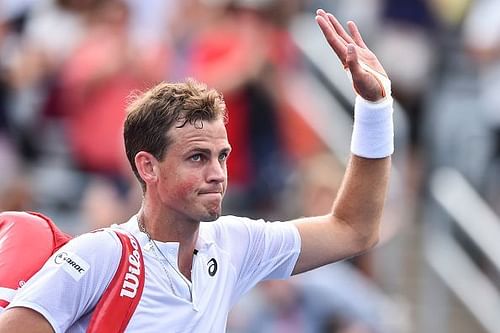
[{"left": 137, "top": 207, "right": 199, "bottom": 280}]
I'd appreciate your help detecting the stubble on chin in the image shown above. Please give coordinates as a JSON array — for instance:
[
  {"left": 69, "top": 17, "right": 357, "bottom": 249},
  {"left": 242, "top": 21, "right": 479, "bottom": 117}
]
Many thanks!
[
  {"left": 205, "top": 209, "right": 221, "bottom": 222},
  {"left": 199, "top": 193, "right": 224, "bottom": 222},
  {"left": 202, "top": 204, "right": 222, "bottom": 222}
]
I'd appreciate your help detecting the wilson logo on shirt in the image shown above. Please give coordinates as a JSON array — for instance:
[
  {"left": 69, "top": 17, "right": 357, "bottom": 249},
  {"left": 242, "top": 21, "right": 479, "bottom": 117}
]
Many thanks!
[
  {"left": 207, "top": 258, "right": 217, "bottom": 277},
  {"left": 120, "top": 233, "right": 142, "bottom": 299},
  {"left": 54, "top": 251, "right": 89, "bottom": 281}
]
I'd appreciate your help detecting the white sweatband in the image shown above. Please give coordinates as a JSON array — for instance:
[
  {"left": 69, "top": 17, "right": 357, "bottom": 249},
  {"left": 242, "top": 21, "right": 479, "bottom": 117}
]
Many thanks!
[{"left": 351, "top": 96, "right": 394, "bottom": 158}]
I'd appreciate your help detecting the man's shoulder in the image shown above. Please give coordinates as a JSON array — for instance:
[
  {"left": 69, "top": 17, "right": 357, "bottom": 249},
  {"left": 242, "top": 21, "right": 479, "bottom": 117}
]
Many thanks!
[
  {"left": 211, "top": 215, "right": 266, "bottom": 225},
  {"left": 199, "top": 215, "right": 268, "bottom": 245},
  {"left": 63, "top": 228, "right": 123, "bottom": 263},
  {"left": 201, "top": 215, "right": 260, "bottom": 232}
]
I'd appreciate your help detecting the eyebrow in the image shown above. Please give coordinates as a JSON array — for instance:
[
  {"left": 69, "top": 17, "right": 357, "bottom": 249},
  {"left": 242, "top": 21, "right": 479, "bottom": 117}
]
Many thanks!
[
  {"left": 190, "top": 147, "right": 231, "bottom": 155},
  {"left": 221, "top": 146, "right": 232, "bottom": 154},
  {"left": 191, "top": 148, "right": 212, "bottom": 155}
]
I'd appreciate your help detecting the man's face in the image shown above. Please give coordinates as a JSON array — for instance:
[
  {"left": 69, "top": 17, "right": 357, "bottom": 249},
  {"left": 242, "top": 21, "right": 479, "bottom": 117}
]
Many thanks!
[{"left": 156, "top": 117, "right": 231, "bottom": 223}]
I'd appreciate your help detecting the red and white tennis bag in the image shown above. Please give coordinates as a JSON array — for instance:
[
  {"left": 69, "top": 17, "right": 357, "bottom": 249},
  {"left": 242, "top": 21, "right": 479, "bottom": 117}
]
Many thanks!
[{"left": 0, "top": 211, "right": 144, "bottom": 332}]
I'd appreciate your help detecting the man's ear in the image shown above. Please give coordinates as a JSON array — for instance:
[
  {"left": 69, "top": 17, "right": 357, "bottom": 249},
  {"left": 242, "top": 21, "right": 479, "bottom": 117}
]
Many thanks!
[{"left": 135, "top": 151, "right": 158, "bottom": 185}]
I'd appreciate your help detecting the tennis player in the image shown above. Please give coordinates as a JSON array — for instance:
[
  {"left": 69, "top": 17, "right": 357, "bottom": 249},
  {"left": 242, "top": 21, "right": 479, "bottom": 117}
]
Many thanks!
[{"left": 0, "top": 9, "right": 394, "bottom": 332}]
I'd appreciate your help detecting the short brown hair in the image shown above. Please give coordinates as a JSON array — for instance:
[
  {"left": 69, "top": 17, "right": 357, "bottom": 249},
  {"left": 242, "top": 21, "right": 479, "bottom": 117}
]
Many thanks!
[{"left": 124, "top": 79, "right": 227, "bottom": 190}]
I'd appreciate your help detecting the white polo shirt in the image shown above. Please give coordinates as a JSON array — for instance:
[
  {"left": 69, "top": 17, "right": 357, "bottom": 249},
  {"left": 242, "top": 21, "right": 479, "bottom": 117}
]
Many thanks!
[{"left": 9, "top": 215, "right": 301, "bottom": 332}]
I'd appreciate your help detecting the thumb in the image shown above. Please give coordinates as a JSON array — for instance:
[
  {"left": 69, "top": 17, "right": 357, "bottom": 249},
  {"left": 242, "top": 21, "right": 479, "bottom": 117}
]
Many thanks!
[{"left": 346, "top": 44, "right": 385, "bottom": 101}]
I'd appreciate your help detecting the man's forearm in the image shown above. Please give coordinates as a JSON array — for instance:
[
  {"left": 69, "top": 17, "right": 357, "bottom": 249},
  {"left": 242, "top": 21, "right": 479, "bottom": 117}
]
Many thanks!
[{"left": 331, "top": 155, "right": 391, "bottom": 248}]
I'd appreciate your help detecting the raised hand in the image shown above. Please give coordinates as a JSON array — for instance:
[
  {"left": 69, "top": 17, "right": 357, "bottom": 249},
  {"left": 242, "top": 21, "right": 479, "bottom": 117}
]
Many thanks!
[{"left": 315, "top": 9, "right": 389, "bottom": 102}]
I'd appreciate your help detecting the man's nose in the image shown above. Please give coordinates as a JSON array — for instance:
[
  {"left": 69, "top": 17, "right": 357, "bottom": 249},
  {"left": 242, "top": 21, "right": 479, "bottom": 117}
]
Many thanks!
[{"left": 206, "top": 159, "right": 226, "bottom": 183}]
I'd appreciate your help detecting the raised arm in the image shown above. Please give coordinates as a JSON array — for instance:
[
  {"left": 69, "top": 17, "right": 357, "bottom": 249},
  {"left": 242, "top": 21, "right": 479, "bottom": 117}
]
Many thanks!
[{"left": 291, "top": 9, "right": 393, "bottom": 275}]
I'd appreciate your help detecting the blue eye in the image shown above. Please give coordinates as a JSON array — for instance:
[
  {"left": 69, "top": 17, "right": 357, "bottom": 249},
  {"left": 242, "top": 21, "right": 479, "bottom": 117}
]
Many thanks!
[
  {"left": 191, "top": 154, "right": 202, "bottom": 162},
  {"left": 219, "top": 152, "right": 228, "bottom": 161}
]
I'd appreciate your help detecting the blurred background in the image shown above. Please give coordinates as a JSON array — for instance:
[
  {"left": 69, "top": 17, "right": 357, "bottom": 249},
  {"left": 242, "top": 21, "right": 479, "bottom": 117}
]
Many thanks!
[{"left": 1, "top": 0, "right": 499, "bottom": 332}]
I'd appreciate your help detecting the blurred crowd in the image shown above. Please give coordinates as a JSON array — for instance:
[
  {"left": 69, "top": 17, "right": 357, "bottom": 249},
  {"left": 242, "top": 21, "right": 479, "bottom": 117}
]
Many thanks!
[
  {"left": 1, "top": 0, "right": 500, "bottom": 331},
  {"left": 0, "top": 0, "right": 327, "bottom": 228}
]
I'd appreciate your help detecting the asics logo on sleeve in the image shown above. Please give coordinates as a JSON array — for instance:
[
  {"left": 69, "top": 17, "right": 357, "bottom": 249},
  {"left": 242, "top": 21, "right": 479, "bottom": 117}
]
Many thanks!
[
  {"left": 54, "top": 251, "right": 89, "bottom": 281},
  {"left": 120, "top": 234, "right": 142, "bottom": 298},
  {"left": 207, "top": 258, "right": 217, "bottom": 276}
]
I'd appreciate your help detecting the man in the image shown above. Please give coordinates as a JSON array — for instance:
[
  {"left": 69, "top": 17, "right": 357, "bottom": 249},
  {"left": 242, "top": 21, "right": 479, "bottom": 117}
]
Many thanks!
[{"left": 0, "top": 9, "right": 394, "bottom": 332}]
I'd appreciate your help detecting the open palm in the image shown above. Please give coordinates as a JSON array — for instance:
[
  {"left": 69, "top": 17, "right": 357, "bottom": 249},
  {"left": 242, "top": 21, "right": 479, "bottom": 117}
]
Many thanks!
[{"left": 315, "top": 9, "right": 389, "bottom": 102}]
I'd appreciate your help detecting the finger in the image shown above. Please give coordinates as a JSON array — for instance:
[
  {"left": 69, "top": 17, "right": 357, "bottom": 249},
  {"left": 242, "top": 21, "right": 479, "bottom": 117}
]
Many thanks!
[
  {"left": 327, "top": 13, "right": 354, "bottom": 46},
  {"left": 315, "top": 15, "right": 347, "bottom": 63},
  {"left": 316, "top": 8, "right": 326, "bottom": 15},
  {"left": 347, "top": 21, "right": 368, "bottom": 49},
  {"left": 316, "top": 10, "right": 348, "bottom": 47},
  {"left": 345, "top": 44, "right": 368, "bottom": 97}
]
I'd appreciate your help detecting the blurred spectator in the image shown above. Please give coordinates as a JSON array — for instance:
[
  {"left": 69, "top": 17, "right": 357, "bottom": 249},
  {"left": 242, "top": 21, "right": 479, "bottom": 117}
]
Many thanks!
[
  {"left": 0, "top": 176, "right": 33, "bottom": 211},
  {"left": 4, "top": 0, "right": 95, "bottom": 162},
  {"left": 322, "top": 314, "right": 377, "bottom": 333},
  {"left": 375, "top": 0, "right": 439, "bottom": 149},
  {"left": 232, "top": 279, "right": 329, "bottom": 333},
  {"left": 22, "top": 0, "right": 91, "bottom": 72},
  {"left": 0, "top": 3, "right": 29, "bottom": 155},
  {"left": 0, "top": 19, "right": 10, "bottom": 131},
  {"left": 46, "top": 0, "right": 168, "bottom": 180},
  {"left": 462, "top": 0, "right": 500, "bottom": 212},
  {"left": 125, "top": 0, "right": 179, "bottom": 47},
  {"left": 79, "top": 175, "right": 141, "bottom": 232},
  {"left": 0, "top": 9, "right": 34, "bottom": 212},
  {"left": 0, "top": 0, "right": 166, "bottom": 232},
  {"left": 292, "top": 153, "right": 343, "bottom": 216}
]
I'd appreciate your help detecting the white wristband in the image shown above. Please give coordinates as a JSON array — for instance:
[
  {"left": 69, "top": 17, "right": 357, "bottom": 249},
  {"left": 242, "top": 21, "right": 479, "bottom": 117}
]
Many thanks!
[{"left": 350, "top": 96, "right": 394, "bottom": 158}]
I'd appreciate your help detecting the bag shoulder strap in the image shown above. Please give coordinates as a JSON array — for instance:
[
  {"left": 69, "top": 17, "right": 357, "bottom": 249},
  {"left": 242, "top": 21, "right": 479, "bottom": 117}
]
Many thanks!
[{"left": 87, "top": 228, "right": 145, "bottom": 333}]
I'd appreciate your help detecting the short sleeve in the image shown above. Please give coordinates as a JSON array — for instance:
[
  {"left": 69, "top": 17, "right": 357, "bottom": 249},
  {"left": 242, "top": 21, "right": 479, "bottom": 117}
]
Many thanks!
[
  {"left": 8, "top": 230, "right": 121, "bottom": 333},
  {"left": 214, "top": 216, "right": 301, "bottom": 302}
]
